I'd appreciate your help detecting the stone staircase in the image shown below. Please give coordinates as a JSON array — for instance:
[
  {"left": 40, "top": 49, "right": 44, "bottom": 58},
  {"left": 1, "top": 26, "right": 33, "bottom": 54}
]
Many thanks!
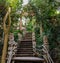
[
  {"left": 12, "top": 32, "right": 45, "bottom": 63},
  {"left": 14, "top": 32, "right": 33, "bottom": 57}
]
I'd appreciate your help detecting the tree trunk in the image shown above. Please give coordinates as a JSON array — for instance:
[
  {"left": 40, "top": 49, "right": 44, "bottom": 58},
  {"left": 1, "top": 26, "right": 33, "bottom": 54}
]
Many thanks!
[
  {"left": 20, "top": 16, "right": 23, "bottom": 31},
  {"left": 1, "top": 7, "right": 11, "bottom": 63},
  {"left": 40, "top": 22, "right": 49, "bottom": 51},
  {"left": 40, "top": 22, "right": 43, "bottom": 37},
  {"left": 1, "top": 33, "right": 8, "bottom": 63},
  {"left": 43, "top": 35, "right": 49, "bottom": 52}
]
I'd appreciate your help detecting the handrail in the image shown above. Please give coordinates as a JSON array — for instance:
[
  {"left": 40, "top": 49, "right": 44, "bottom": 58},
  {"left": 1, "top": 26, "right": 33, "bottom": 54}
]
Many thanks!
[
  {"left": 42, "top": 45, "right": 54, "bottom": 63},
  {"left": 7, "top": 34, "right": 18, "bottom": 63},
  {"left": 34, "top": 45, "right": 54, "bottom": 63}
]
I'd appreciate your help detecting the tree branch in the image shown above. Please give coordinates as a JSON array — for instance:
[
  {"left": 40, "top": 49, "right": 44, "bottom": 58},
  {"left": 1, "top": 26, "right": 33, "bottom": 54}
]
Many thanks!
[{"left": 3, "top": 7, "right": 11, "bottom": 32}]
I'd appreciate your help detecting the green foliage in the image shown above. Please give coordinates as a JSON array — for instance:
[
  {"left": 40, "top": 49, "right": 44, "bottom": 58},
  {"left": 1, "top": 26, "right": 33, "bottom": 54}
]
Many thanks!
[
  {"left": 0, "top": 0, "right": 60, "bottom": 61},
  {"left": 28, "top": 2, "right": 60, "bottom": 61},
  {"left": 0, "top": 0, "right": 6, "bottom": 4},
  {"left": 35, "top": 26, "right": 43, "bottom": 46},
  {"left": 6, "top": 0, "right": 22, "bottom": 11},
  {"left": 26, "top": 22, "right": 33, "bottom": 32},
  {"left": 13, "top": 30, "right": 23, "bottom": 42}
]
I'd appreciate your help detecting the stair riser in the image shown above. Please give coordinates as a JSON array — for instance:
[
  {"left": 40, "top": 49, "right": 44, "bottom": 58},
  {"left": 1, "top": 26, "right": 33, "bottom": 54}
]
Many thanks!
[
  {"left": 17, "top": 50, "right": 33, "bottom": 52},
  {"left": 23, "top": 37, "right": 32, "bottom": 38},
  {"left": 16, "top": 52, "right": 33, "bottom": 54},
  {"left": 20, "top": 46, "right": 32, "bottom": 47},
  {"left": 21, "top": 40, "right": 32, "bottom": 42},
  {"left": 20, "top": 42, "right": 32, "bottom": 45},
  {"left": 14, "top": 61, "right": 43, "bottom": 63},
  {"left": 17, "top": 48, "right": 33, "bottom": 50},
  {"left": 17, "top": 50, "right": 33, "bottom": 51},
  {"left": 14, "top": 55, "right": 33, "bottom": 57},
  {"left": 20, "top": 44, "right": 32, "bottom": 46},
  {"left": 17, "top": 45, "right": 33, "bottom": 48},
  {"left": 20, "top": 45, "right": 32, "bottom": 47},
  {"left": 15, "top": 61, "right": 33, "bottom": 63}
]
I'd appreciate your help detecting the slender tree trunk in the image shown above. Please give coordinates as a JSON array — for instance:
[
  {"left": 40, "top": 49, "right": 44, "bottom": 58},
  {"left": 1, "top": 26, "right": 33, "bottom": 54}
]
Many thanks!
[
  {"left": 1, "top": 33, "right": 8, "bottom": 63},
  {"left": 43, "top": 35, "right": 49, "bottom": 52},
  {"left": 40, "top": 22, "right": 43, "bottom": 37},
  {"left": 40, "top": 22, "right": 49, "bottom": 51},
  {"left": 20, "top": 15, "right": 23, "bottom": 31},
  {"left": 1, "top": 7, "right": 11, "bottom": 63},
  {"left": 40, "top": 22, "right": 49, "bottom": 63}
]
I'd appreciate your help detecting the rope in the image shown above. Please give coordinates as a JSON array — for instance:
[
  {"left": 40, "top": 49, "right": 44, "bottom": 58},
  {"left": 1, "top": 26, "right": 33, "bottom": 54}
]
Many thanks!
[{"left": 34, "top": 45, "right": 54, "bottom": 63}]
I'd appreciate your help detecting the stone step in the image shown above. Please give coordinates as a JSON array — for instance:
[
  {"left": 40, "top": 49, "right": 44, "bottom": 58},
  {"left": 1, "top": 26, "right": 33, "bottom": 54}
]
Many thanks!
[
  {"left": 17, "top": 51, "right": 33, "bottom": 53},
  {"left": 25, "top": 33, "right": 32, "bottom": 36},
  {"left": 16, "top": 48, "right": 33, "bottom": 53},
  {"left": 24, "top": 33, "right": 32, "bottom": 35},
  {"left": 20, "top": 43, "right": 32, "bottom": 45},
  {"left": 23, "top": 36, "right": 32, "bottom": 38},
  {"left": 20, "top": 41, "right": 32, "bottom": 43},
  {"left": 22, "top": 38, "right": 32, "bottom": 40},
  {"left": 17, "top": 50, "right": 33, "bottom": 52},
  {"left": 19, "top": 45, "right": 32, "bottom": 48},
  {"left": 20, "top": 45, "right": 32, "bottom": 47},
  {"left": 14, "top": 54, "right": 33, "bottom": 57},
  {"left": 20, "top": 43, "right": 32, "bottom": 46},
  {"left": 6, "top": 57, "right": 44, "bottom": 63},
  {"left": 12, "top": 57, "right": 44, "bottom": 62},
  {"left": 17, "top": 49, "right": 33, "bottom": 52},
  {"left": 20, "top": 44, "right": 32, "bottom": 46},
  {"left": 16, "top": 52, "right": 33, "bottom": 54},
  {"left": 17, "top": 48, "right": 33, "bottom": 50},
  {"left": 15, "top": 61, "right": 33, "bottom": 63},
  {"left": 21, "top": 40, "right": 32, "bottom": 42}
]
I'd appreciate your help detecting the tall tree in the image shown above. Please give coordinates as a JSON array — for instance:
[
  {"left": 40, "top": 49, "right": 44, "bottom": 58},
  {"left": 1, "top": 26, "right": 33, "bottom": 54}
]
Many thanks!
[
  {"left": 1, "top": 0, "right": 22, "bottom": 63},
  {"left": 1, "top": 7, "right": 11, "bottom": 63}
]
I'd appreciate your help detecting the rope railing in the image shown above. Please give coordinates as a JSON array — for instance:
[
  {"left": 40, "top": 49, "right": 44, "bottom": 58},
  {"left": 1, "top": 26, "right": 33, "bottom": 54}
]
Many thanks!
[
  {"left": 7, "top": 33, "right": 17, "bottom": 63},
  {"left": 42, "top": 45, "right": 54, "bottom": 63},
  {"left": 34, "top": 45, "right": 54, "bottom": 63}
]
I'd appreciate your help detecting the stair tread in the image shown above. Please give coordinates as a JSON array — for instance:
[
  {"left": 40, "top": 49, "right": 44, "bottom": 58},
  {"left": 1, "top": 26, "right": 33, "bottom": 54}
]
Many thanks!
[
  {"left": 21, "top": 40, "right": 32, "bottom": 42},
  {"left": 20, "top": 46, "right": 32, "bottom": 47},
  {"left": 17, "top": 48, "right": 33, "bottom": 51},
  {"left": 15, "top": 53, "right": 33, "bottom": 55},
  {"left": 14, "top": 54, "right": 33, "bottom": 57},
  {"left": 17, "top": 47, "right": 33, "bottom": 49},
  {"left": 20, "top": 44, "right": 32, "bottom": 45},
  {"left": 17, "top": 51, "right": 33, "bottom": 54},
  {"left": 12, "top": 57, "right": 44, "bottom": 61},
  {"left": 20, "top": 43, "right": 32, "bottom": 44},
  {"left": 17, "top": 50, "right": 33, "bottom": 52},
  {"left": 20, "top": 45, "right": 32, "bottom": 47}
]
